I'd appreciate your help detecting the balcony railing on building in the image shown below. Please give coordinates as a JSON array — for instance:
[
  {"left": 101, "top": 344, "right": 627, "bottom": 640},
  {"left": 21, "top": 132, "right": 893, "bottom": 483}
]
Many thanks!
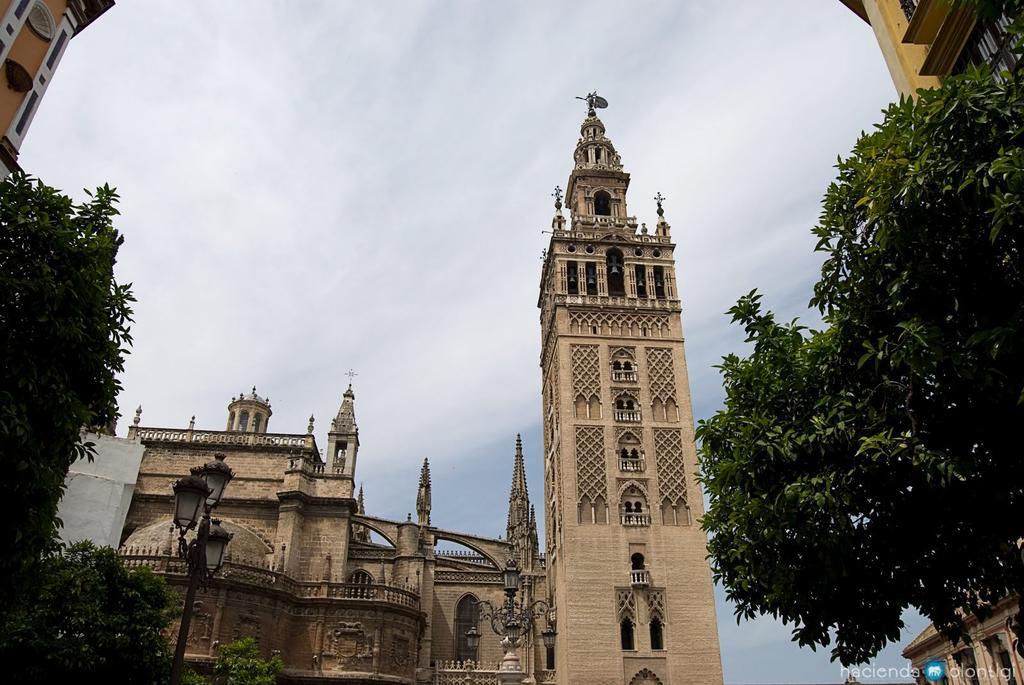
[
  {"left": 630, "top": 569, "right": 651, "bottom": 587},
  {"left": 615, "top": 410, "right": 641, "bottom": 423},
  {"left": 621, "top": 513, "right": 650, "bottom": 527},
  {"left": 612, "top": 369, "right": 637, "bottom": 382},
  {"left": 619, "top": 457, "right": 645, "bottom": 473},
  {"left": 433, "top": 661, "right": 500, "bottom": 685}
]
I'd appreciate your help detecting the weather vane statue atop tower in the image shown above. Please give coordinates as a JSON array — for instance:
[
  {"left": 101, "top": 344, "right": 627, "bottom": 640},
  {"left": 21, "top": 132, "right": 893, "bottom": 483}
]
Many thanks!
[{"left": 575, "top": 90, "right": 609, "bottom": 116}]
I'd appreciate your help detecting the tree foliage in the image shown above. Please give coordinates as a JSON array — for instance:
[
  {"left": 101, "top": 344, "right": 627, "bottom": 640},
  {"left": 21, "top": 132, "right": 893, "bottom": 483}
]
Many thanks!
[
  {"left": 212, "top": 637, "right": 284, "bottom": 685},
  {"left": 0, "top": 541, "right": 177, "bottom": 683},
  {"left": 696, "top": 62, "right": 1024, "bottom": 663},
  {"left": 0, "top": 174, "right": 133, "bottom": 605}
]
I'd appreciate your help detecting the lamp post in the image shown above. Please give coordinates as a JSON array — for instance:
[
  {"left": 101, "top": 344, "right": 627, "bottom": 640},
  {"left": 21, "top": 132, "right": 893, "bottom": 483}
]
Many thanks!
[
  {"left": 169, "top": 453, "right": 235, "bottom": 685},
  {"left": 466, "top": 558, "right": 556, "bottom": 684}
]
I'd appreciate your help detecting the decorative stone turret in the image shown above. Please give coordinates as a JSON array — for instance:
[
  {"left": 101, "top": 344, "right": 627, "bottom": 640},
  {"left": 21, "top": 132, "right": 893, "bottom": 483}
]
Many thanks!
[
  {"left": 654, "top": 191, "right": 672, "bottom": 239},
  {"left": 226, "top": 386, "right": 272, "bottom": 433},
  {"left": 416, "top": 458, "right": 431, "bottom": 527},
  {"left": 326, "top": 384, "right": 359, "bottom": 481}
]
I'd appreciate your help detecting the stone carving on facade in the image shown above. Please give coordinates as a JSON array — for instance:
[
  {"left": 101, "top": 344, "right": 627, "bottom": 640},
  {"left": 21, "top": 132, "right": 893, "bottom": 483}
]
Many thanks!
[
  {"left": 653, "top": 428, "right": 689, "bottom": 525},
  {"left": 575, "top": 425, "right": 607, "bottom": 505},
  {"left": 629, "top": 668, "right": 663, "bottom": 685},
  {"left": 569, "top": 310, "right": 670, "bottom": 337},
  {"left": 233, "top": 609, "right": 261, "bottom": 645},
  {"left": 647, "top": 588, "right": 666, "bottom": 622},
  {"left": 644, "top": 347, "right": 677, "bottom": 407},
  {"left": 186, "top": 600, "right": 213, "bottom": 646},
  {"left": 322, "top": 621, "right": 373, "bottom": 671},
  {"left": 570, "top": 344, "right": 601, "bottom": 405},
  {"left": 616, "top": 588, "right": 637, "bottom": 621},
  {"left": 390, "top": 634, "right": 412, "bottom": 670}
]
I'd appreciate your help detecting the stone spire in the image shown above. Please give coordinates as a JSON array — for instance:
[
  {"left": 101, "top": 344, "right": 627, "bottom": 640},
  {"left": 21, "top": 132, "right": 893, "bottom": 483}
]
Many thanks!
[
  {"left": 353, "top": 484, "right": 370, "bottom": 543},
  {"left": 506, "top": 434, "right": 539, "bottom": 569},
  {"left": 416, "top": 458, "right": 431, "bottom": 527},
  {"left": 327, "top": 383, "right": 359, "bottom": 480},
  {"left": 331, "top": 384, "right": 357, "bottom": 433}
]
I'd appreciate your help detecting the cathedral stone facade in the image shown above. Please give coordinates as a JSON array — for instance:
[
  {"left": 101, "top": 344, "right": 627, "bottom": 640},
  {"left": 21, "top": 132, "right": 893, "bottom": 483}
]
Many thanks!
[{"left": 118, "top": 103, "right": 723, "bottom": 684}]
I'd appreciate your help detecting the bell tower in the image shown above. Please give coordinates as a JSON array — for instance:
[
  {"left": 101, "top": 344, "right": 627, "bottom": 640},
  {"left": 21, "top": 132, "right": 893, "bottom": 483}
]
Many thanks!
[{"left": 539, "top": 94, "right": 723, "bottom": 685}]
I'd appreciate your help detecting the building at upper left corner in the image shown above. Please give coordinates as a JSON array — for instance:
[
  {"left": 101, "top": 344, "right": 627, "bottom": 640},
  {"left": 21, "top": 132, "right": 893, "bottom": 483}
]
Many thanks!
[{"left": 0, "top": 0, "right": 113, "bottom": 175}]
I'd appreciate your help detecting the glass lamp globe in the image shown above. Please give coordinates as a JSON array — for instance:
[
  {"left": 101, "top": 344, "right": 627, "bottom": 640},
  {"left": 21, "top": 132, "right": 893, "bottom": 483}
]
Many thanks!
[
  {"left": 195, "top": 453, "right": 234, "bottom": 506},
  {"left": 503, "top": 558, "right": 521, "bottom": 594},
  {"left": 205, "top": 519, "right": 233, "bottom": 573},
  {"left": 172, "top": 475, "right": 210, "bottom": 530}
]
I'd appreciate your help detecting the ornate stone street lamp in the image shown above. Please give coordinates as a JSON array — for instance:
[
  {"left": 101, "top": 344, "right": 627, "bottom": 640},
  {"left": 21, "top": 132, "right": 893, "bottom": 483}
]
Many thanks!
[
  {"left": 169, "top": 453, "right": 235, "bottom": 685},
  {"left": 466, "top": 558, "right": 556, "bottom": 684}
]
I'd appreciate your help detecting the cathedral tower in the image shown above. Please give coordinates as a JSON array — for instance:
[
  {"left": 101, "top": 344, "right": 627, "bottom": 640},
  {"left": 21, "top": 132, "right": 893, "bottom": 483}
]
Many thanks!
[{"left": 538, "top": 95, "right": 723, "bottom": 685}]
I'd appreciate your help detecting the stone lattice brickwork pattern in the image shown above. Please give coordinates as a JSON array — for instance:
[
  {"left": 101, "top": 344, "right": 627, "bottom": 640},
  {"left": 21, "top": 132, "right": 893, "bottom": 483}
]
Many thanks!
[
  {"left": 569, "top": 310, "right": 670, "bottom": 337},
  {"left": 575, "top": 425, "right": 607, "bottom": 502},
  {"left": 570, "top": 344, "right": 601, "bottom": 399},
  {"left": 616, "top": 589, "right": 637, "bottom": 621},
  {"left": 647, "top": 588, "right": 665, "bottom": 622},
  {"left": 645, "top": 348, "right": 677, "bottom": 404},
  {"left": 653, "top": 429, "right": 687, "bottom": 507}
]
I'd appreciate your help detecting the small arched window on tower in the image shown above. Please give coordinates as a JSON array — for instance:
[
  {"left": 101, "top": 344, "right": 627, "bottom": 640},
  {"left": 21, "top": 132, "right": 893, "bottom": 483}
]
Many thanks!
[
  {"left": 630, "top": 553, "right": 645, "bottom": 571},
  {"left": 653, "top": 266, "right": 666, "bottom": 299},
  {"left": 593, "top": 146, "right": 602, "bottom": 164},
  {"left": 238, "top": 410, "right": 249, "bottom": 432},
  {"left": 634, "top": 264, "right": 648, "bottom": 298},
  {"left": 566, "top": 260, "right": 579, "bottom": 295},
  {"left": 584, "top": 262, "right": 598, "bottom": 296},
  {"left": 606, "top": 248, "right": 625, "bottom": 296},
  {"left": 594, "top": 190, "right": 611, "bottom": 216},
  {"left": 252, "top": 414, "right": 262, "bottom": 433}
]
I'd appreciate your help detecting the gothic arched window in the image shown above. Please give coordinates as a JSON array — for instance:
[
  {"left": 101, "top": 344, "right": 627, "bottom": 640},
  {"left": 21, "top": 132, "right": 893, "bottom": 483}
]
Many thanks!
[
  {"left": 348, "top": 569, "right": 373, "bottom": 585},
  {"left": 620, "top": 619, "right": 635, "bottom": 650},
  {"left": 455, "top": 595, "right": 480, "bottom": 663},
  {"left": 594, "top": 190, "right": 611, "bottom": 216},
  {"left": 650, "top": 618, "right": 664, "bottom": 650}
]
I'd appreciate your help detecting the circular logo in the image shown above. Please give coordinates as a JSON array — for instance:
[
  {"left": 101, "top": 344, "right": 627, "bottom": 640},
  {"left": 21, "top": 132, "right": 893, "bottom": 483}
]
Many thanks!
[{"left": 923, "top": 660, "right": 946, "bottom": 682}]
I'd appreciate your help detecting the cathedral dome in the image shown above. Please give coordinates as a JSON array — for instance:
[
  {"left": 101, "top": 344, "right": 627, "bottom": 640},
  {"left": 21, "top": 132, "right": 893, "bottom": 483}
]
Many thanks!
[{"left": 122, "top": 518, "right": 273, "bottom": 563}]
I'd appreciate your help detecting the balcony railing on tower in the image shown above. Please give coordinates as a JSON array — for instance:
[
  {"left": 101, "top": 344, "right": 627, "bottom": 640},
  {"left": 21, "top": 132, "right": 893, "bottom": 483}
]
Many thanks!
[
  {"left": 612, "top": 369, "right": 637, "bottom": 382},
  {"left": 621, "top": 513, "right": 651, "bottom": 527},
  {"left": 615, "top": 410, "right": 641, "bottom": 423},
  {"left": 630, "top": 569, "right": 651, "bottom": 587},
  {"left": 619, "top": 457, "right": 645, "bottom": 473}
]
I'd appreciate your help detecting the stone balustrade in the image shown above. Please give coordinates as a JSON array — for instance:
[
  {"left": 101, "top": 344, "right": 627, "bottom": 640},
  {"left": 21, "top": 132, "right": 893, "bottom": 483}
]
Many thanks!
[
  {"left": 619, "top": 458, "right": 645, "bottom": 473},
  {"left": 621, "top": 513, "right": 651, "bottom": 527},
  {"left": 117, "top": 546, "right": 419, "bottom": 609},
  {"left": 630, "top": 569, "right": 650, "bottom": 587},
  {"left": 615, "top": 410, "right": 642, "bottom": 423},
  {"left": 433, "top": 661, "right": 500, "bottom": 685},
  {"left": 612, "top": 369, "right": 638, "bottom": 382},
  {"left": 133, "top": 426, "right": 314, "bottom": 449}
]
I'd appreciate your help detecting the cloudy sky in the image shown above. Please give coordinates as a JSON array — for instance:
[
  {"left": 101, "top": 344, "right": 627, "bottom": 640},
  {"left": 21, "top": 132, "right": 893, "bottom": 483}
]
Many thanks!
[{"left": 24, "top": 2, "right": 928, "bottom": 682}]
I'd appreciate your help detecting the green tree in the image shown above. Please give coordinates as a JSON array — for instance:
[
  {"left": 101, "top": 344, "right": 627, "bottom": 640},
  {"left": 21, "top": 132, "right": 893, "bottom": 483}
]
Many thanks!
[
  {"left": 212, "top": 637, "right": 284, "bottom": 685},
  {"left": 0, "top": 541, "right": 176, "bottom": 683},
  {"left": 696, "top": 55, "right": 1024, "bottom": 662},
  {"left": 0, "top": 174, "right": 134, "bottom": 606}
]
